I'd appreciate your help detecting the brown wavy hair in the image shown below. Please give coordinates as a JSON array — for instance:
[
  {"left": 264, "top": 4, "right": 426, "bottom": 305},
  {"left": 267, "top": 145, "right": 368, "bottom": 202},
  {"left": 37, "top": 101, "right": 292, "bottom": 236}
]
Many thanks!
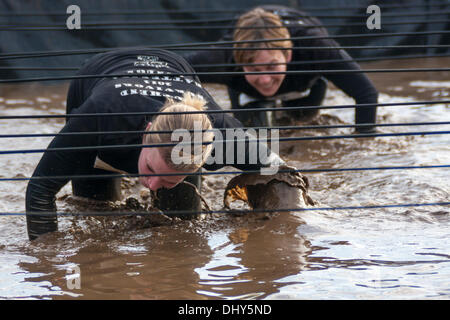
[{"left": 233, "top": 8, "right": 293, "bottom": 64}]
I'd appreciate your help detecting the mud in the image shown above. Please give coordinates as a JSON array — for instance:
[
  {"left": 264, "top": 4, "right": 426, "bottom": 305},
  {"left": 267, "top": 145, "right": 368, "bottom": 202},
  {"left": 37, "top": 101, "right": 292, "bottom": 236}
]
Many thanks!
[{"left": 0, "top": 57, "right": 449, "bottom": 299}]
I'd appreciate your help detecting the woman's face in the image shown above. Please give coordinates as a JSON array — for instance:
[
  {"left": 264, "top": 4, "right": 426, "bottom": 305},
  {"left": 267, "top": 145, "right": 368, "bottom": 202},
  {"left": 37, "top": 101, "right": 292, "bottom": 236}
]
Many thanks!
[
  {"left": 138, "top": 146, "right": 186, "bottom": 191},
  {"left": 242, "top": 49, "right": 291, "bottom": 97}
]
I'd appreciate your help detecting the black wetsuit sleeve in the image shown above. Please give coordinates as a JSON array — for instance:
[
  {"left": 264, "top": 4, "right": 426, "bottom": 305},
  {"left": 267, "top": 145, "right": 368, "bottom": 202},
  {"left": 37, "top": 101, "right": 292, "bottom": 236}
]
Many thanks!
[
  {"left": 313, "top": 38, "right": 379, "bottom": 130},
  {"left": 25, "top": 105, "right": 99, "bottom": 240},
  {"left": 203, "top": 112, "right": 283, "bottom": 173}
]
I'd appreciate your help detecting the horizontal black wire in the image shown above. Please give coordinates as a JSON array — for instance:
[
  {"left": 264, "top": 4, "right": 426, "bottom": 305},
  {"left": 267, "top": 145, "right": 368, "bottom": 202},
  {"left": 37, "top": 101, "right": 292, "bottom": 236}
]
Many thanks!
[
  {"left": 2, "top": 121, "right": 449, "bottom": 140},
  {"left": 0, "top": 66, "right": 78, "bottom": 71},
  {"left": 0, "top": 29, "right": 448, "bottom": 59},
  {"left": 126, "top": 9, "right": 450, "bottom": 20},
  {"left": 3, "top": 52, "right": 450, "bottom": 72},
  {"left": 0, "top": 48, "right": 103, "bottom": 60},
  {"left": 1, "top": 66, "right": 449, "bottom": 83},
  {"left": 155, "top": 44, "right": 450, "bottom": 52},
  {"left": 172, "top": 30, "right": 450, "bottom": 49},
  {"left": 0, "top": 10, "right": 230, "bottom": 17},
  {"left": 9, "top": 9, "right": 450, "bottom": 22},
  {"left": 1, "top": 165, "right": 449, "bottom": 182},
  {"left": 1, "top": 9, "right": 449, "bottom": 21},
  {"left": 2, "top": 18, "right": 449, "bottom": 34},
  {"left": 194, "top": 52, "right": 450, "bottom": 69},
  {"left": 3, "top": 44, "right": 450, "bottom": 64},
  {"left": 1, "top": 100, "right": 448, "bottom": 120},
  {"left": 0, "top": 30, "right": 450, "bottom": 63},
  {"left": 2, "top": 19, "right": 449, "bottom": 31},
  {"left": 2, "top": 29, "right": 450, "bottom": 61},
  {"left": 0, "top": 21, "right": 260, "bottom": 28},
  {"left": 0, "top": 2, "right": 448, "bottom": 17},
  {"left": 1, "top": 130, "right": 448, "bottom": 156},
  {"left": 0, "top": 9, "right": 236, "bottom": 17},
  {"left": 3, "top": 201, "right": 450, "bottom": 217},
  {"left": 1, "top": 39, "right": 448, "bottom": 63}
]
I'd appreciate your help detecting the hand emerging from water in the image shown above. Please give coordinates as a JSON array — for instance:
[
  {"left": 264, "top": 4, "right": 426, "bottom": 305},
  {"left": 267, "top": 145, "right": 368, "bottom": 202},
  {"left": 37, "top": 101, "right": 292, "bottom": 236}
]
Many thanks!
[{"left": 224, "top": 164, "right": 315, "bottom": 212}]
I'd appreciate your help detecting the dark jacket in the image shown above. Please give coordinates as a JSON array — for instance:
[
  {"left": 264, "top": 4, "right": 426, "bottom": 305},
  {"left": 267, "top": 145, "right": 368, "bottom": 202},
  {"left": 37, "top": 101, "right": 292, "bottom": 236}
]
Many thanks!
[{"left": 184, "top": 5, "right": 379, "bottom": 126}]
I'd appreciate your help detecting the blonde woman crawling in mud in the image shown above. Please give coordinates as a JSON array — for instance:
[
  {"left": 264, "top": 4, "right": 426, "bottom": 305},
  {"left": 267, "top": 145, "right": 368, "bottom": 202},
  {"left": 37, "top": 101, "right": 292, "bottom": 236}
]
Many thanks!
[{"left": 26, "top": 48, "right": 312, "bottom": 241}]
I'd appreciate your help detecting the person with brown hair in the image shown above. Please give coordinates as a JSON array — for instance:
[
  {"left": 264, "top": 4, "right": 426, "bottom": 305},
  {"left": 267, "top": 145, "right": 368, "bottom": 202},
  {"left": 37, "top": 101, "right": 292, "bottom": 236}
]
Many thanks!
[
  {"left": 185, "top": 5, "right": 378, "bottom": 132},
  {"left": 25, "top": 48, "right": 288, "bottom": 240}
]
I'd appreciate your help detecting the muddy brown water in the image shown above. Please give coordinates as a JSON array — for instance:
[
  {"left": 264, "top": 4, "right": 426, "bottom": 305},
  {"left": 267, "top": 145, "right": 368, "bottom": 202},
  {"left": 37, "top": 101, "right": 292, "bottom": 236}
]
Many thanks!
[{"left": 0, "top": 58, "right": 449, "bottom": 299}]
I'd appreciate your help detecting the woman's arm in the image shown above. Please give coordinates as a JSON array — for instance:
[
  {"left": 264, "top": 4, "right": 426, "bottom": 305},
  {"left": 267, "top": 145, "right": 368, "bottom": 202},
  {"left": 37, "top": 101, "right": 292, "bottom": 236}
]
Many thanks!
[
  {"left": 312, "top": 38, "right": 379, "bottom": 131},
  {"left": 202, "top": 112, "right": 284, "bottom": 174},
  {"left": 26, "top": 106, "right": 99, "bottom": 240}
]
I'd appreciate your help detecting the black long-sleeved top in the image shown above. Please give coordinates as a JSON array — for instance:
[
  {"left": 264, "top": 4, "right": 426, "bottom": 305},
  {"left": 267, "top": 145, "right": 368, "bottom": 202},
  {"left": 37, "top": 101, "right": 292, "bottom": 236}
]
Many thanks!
[
  {"left": 25, "top": 48, "right": 279, "bottom": 240},
  {"left": 184, "top": 5, "right": 378, "bottom": 126}
]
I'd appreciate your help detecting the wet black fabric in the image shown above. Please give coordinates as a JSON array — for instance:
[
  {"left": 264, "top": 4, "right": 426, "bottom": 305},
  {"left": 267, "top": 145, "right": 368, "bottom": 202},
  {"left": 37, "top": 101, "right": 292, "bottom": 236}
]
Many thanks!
[
  {"left": 184, "top": 5, "right": 379, "bottom": 129},
  {"left": 228, "top": 77, "right": 327, "bottom": 127},
  {"left": 25, "top": 48, "right": 275, "bottom": 240}
]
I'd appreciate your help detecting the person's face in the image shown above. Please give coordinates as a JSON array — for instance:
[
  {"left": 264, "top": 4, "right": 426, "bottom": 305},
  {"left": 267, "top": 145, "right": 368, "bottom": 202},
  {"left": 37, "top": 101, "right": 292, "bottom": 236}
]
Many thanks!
[
  {"left": 138, "top": 124, "right": 187, "bottom": 191},
  {"left": 138, "top": 146, "right": 187, "bottom": 191},
  {"left": 243, "top": 49, "right": 291, "bottom": 97}
]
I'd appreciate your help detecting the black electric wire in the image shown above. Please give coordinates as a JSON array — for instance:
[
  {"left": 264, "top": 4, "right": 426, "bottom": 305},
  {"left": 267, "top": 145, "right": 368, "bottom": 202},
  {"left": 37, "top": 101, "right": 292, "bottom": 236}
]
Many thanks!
[
  {"left": 0, "top": 66, "right": 78, "bottom": 71},
  {"left": 1, "top": 100, "right": 448, "bottom": 120},
  {"left": 3, "top": 52, "right": 450, "bottom": 72},
  {"left": 194, "top": 53, "right": 450, "bottom": 69},
  {"left": 0, "top": 1, "right": 449, "bottom": 17},
  {"left": 2, "top": 44, "right": 449, "bottom": 64},
  {"left": 1, "top": 130, "right": 448, "bottom": 156},
  {"left": 1, "top": 121, "right": 449, "bottom": 140},
  {"left": 182, "top": 30, "right": 450, "bottom": 49},
  {"left": 2, "top": 29, "right": 450, "bottom": 61},
  {"left": 2, "top": 19, "right": 449, "bottom": 31},
  {"left": 3, "top": 201, "right": 450, "bottom": 217},
  {"left": 2, "top": 9, "right": 449, "bottom": 22},
  {"left": 1, "top": 66, "right": 450, "bottom": 83},
  {"left": 1, "top": 165, "right": 449, "bottom": 182}
]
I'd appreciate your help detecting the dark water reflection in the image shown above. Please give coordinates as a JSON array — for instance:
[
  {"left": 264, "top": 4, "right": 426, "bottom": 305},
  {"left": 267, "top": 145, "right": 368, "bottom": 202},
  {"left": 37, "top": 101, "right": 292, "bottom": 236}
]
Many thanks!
[
  {"left": 0, "top": 58, "right": 449, "bottom": 299},
  {"left": 13, "top": 213, "right": 309, "bottom": 299}
]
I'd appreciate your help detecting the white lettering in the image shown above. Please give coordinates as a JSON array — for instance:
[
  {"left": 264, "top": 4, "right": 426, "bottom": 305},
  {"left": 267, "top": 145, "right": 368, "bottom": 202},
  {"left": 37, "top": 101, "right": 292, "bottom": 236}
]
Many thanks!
[
  {"left": 366, "top": 5, "right": 381, "bottom": 30},
  {"left": 171, "top": 129, "right": 192, "bottom": 165},
  {"left": 178, "top": 304, "right": 212, "bottom": 317},
  {"left": 204, "top": 130, "right": 224, "bottom": 166},
  {"left": 225, "top": 128, "right": 247, "bottom": 165},
  {"left": 222, "top": 304, "right": 271, "bottom": 315},
  {"left": 260, "top": 129, "right": 280, "bottom": 175},
  {"left": 66, "top": 265, "right": 81, "bottom": 289},
  {"left": 66, "top": 5, "right": 81, "bottom": 30},
  {"left": 171, "top": 122, "right": 281, "bottom": 174}
]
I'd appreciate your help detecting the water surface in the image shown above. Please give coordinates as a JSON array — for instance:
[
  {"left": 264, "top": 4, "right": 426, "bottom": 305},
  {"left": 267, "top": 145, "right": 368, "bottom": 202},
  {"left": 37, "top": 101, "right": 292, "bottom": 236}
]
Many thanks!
[{"left": 0, "top": 58, "right": 449, "bottom": 299}]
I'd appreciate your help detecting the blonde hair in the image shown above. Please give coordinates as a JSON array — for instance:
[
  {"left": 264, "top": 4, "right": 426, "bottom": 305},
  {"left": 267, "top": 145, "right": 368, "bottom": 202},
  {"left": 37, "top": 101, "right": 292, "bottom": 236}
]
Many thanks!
[
  {"left": 143, "top": 92, "right": 215, "bottom": 172},
  {"left": 233, "top": 8, "right": 293, "bottom": 64}
]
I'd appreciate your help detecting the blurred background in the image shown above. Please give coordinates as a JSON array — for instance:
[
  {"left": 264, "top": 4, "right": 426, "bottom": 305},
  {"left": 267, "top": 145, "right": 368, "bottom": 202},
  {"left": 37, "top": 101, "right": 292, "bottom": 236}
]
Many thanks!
[{"left": 1, "top": 0, "right": 449, "bottom": 78}]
